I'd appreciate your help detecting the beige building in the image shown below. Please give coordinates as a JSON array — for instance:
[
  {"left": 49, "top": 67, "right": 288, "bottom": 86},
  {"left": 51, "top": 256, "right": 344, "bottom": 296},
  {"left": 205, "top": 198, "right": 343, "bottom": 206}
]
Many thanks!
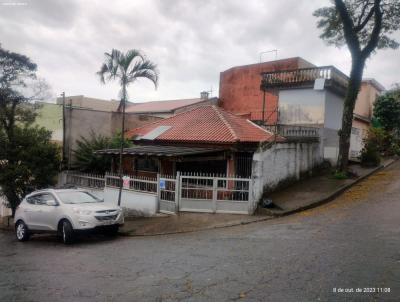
[
  {"left": 350, "top": 79, "right": 385, "bottom": 160},
  {"left": 57, "top": 95, "right": 161, "bottom": 166}
]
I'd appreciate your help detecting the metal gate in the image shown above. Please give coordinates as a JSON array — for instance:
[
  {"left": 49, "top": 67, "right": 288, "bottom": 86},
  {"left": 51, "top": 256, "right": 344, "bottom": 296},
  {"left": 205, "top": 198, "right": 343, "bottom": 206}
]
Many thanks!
[
  {"left": 179, "top": 174, "right": 251, "bottom": 214},
  {"left": 157, "top": 173, "right": 252, "bottom": 214},
  {"left": 158, "top": 175, "right": 179, "bottom": 214}
]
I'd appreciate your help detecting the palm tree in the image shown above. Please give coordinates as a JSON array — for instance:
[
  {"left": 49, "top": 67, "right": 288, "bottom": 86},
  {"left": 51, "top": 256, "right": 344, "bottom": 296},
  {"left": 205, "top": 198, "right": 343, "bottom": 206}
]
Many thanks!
[{"left": 97, "top": 49, "right": 158, "bottom": 205}]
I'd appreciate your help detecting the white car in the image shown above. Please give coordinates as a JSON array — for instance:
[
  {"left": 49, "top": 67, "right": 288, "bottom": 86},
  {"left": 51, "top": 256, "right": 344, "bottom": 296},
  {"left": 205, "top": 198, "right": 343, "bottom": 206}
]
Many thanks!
[{"left": 14, "top": 189, "right": 124, "bottom": 244}]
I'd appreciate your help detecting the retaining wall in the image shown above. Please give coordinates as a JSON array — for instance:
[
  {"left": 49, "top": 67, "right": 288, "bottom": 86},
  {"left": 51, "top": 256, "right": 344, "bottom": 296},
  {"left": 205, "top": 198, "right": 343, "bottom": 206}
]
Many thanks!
[{"left": 252, "top": 141, "right": 323, "bottom": 203}]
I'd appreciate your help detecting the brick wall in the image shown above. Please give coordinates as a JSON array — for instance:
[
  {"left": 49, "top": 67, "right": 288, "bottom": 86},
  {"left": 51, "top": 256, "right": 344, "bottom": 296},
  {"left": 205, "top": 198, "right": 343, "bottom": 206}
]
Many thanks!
[{"left": 219, "top": 57, "right": 314, "bottom": 124}]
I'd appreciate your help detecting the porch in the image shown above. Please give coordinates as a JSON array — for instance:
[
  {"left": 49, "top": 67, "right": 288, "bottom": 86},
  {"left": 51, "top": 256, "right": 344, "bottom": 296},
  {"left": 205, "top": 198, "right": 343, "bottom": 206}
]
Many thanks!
[{"left": 96, "top": 144, "right": 253, "bottom": 179}]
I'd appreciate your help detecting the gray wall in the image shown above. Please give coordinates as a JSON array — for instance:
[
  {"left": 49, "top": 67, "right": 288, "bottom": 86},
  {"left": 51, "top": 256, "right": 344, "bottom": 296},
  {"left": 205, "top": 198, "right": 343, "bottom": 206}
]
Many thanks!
[
  {"left": 324, "top": 91, "right": 344, "bottom": 130},
  {"left": 278, "top": 89, "right": 325, "bottom": 125},
  {"left": 323, "top": 91, "right": 344, "bottom": 164}
]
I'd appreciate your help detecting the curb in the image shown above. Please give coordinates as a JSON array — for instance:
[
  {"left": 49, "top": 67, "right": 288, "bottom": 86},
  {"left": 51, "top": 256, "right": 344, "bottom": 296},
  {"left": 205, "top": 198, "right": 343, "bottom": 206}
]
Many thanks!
[
  {"left": 266, "top": 158, "right": 398, "bottom": 218},
  {"left": 118, "top": 216, "right": 273, "bottom": 237}
]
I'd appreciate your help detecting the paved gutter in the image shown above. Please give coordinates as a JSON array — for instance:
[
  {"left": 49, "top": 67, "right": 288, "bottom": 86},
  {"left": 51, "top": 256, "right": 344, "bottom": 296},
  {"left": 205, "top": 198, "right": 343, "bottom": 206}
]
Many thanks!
[{"left": 118, "top": 216, "right": 273, "bottom": 237}]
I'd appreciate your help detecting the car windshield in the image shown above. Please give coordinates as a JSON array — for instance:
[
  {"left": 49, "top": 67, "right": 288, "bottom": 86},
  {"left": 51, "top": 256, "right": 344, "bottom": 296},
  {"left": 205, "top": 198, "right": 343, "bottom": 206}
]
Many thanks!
[{"left": 57, "top": 191, "right": 102, "bottom": 204}]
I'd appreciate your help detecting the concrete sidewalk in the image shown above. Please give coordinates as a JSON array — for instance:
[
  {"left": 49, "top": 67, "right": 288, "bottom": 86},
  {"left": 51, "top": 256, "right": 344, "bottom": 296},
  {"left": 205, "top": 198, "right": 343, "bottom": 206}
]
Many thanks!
[{"left": 258, "top": 158, "right": 397, "bottom": 216}]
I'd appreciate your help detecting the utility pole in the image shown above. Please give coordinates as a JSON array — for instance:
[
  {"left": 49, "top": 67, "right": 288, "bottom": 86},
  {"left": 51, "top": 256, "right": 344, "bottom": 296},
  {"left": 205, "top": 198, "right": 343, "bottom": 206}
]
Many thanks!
[
  {"left": 61, "top": 92, "right": 66, "bottom": 167},
  {"left": 67, "top": 98, "right": 72, "bottom": 171}
]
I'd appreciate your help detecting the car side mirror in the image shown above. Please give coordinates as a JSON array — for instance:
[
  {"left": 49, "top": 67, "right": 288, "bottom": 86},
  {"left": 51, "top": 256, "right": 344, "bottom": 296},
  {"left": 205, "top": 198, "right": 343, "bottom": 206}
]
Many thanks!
[{"left": 46, "top": 200, "right": 58, "bottom": 206}]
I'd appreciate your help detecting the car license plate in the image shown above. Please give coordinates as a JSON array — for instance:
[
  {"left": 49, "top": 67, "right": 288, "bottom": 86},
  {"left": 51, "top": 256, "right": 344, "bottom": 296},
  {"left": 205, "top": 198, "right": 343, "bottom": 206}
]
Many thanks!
[{"left": 103, "top": 220, "right": 114, "bottom": 225}]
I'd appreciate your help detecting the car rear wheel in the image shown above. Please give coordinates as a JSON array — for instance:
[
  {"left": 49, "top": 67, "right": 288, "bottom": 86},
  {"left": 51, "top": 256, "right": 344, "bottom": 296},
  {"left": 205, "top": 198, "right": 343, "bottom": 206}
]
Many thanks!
[
  {"left": 15, "top": 221, "right": 30, "bottom": 242},
  {"left": 61, "top": 220, "right": 75, "bottom": 244}
]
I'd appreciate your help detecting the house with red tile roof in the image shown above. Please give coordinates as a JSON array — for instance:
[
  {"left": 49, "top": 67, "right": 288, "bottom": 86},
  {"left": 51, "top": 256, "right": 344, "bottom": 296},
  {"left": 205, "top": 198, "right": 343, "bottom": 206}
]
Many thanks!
[{"left": 98, "top": 105, "right": 283, "bottom": 177}]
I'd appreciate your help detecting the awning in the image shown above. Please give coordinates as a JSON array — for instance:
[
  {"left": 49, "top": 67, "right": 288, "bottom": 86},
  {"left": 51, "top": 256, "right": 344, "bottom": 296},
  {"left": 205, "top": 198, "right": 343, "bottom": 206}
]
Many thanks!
[{"left": 95, "top": 145, "right": 225, "bottom": 157}]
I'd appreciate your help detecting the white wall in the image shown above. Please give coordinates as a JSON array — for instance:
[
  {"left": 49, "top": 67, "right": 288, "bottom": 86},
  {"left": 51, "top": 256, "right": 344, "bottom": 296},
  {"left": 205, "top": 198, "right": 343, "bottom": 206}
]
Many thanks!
[
  {"left": 252, "top": 142, "right": 323, "bottom": 204},
  {"left": 103, "top": 187, "right": 158, "bottom": 217},
  {"left": 0, "top": 194, "right": 11, "bottom": 218}
]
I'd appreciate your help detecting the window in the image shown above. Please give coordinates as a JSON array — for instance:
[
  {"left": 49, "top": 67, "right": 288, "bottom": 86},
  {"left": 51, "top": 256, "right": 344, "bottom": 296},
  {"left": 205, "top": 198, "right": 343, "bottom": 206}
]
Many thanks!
[
  {"left": 26, "top": 193, "right": 56, "bottom": 205},
  {"left": 135, "top": 158, "right": 159, "bottom": 172},
  {"left": 57, "top": 191, "right": 101, "bottom": 204}
]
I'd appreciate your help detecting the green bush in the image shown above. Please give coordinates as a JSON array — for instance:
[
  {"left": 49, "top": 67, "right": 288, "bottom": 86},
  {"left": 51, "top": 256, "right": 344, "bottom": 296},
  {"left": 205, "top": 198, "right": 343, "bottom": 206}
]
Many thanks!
[
  {"left": 333, "top": 170, "right": 348, "bottom": 179},
  {"left": 360, "top": 128, "right": 383, "bottom": 166},
  {"left": 72, "top": 131, "right": 132, "bottom": 174}
]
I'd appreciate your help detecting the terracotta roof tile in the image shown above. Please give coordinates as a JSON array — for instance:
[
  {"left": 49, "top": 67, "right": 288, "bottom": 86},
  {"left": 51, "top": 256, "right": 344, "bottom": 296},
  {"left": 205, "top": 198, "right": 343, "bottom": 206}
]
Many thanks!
[{"left": 126, "top": 106, "right": 283, "bottom": 144}]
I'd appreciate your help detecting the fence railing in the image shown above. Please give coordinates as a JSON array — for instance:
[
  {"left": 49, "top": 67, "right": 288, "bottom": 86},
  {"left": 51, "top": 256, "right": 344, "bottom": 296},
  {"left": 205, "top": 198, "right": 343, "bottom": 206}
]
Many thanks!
[
  {"left": 105, "top": 172, "right": 157, "bottom": 194},
  {"left": 261, "top": 66, "right": 349, "bottom": 91},
  {"left": 63, "top": 171, "right": 254, "bottom": 214}
]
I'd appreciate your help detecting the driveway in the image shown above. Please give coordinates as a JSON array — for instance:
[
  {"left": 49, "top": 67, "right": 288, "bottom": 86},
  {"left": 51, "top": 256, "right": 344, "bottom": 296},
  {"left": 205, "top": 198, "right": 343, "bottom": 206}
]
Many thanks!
[{"left": 1, "top": 162, "right": 400, "bottom": 301}]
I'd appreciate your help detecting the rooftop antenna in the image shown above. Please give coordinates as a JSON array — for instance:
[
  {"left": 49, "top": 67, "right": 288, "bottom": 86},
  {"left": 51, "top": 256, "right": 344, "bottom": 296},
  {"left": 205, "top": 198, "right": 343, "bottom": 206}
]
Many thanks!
[{"left": 259, "top": 49, "right": 278, "bottom": 63}]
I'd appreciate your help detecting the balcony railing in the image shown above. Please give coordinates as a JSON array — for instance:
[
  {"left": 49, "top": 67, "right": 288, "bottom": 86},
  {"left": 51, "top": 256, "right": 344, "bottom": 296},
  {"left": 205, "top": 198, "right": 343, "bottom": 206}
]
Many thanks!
[
  {"left": 262, "top": 124, "right": 320, "bottom": 139},
  {"left": 261, "top": 66, "right": 349, "bottom": 94}
]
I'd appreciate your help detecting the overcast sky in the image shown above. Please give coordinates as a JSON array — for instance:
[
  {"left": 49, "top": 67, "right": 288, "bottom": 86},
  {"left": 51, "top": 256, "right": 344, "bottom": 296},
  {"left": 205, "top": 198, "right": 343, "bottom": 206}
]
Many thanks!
[{"left": 0, "top": 0, "right": 399, "bottom": 102}]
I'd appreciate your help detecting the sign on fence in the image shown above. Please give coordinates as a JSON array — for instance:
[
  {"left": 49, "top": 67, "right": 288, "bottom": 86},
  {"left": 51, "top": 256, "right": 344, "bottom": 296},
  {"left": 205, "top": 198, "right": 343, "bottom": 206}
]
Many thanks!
[
  {"left": 159, "top": 179, "right": 166, "bottom": 190},
  {"left": 122, "top": 176, "right": 130, "bottom": 189}
]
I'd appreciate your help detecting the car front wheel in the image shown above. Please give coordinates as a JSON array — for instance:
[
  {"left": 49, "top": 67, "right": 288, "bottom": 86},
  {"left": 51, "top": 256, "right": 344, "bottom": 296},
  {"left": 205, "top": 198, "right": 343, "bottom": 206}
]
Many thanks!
[
  {"left": 104, "top": 225, "right": 119, "bottom": 236},
  {"left": 15, "top": 221, "right": 30, "bottom": 242},
  {"left": 61, "top": 220, "right": 75, "bottom": 244}
]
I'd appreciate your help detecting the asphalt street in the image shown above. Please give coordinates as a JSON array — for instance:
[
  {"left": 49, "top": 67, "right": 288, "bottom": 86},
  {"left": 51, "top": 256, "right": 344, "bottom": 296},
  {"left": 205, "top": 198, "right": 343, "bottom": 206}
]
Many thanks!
[{"left": 1, "top": 162, "right": 400, "bottom": 302}]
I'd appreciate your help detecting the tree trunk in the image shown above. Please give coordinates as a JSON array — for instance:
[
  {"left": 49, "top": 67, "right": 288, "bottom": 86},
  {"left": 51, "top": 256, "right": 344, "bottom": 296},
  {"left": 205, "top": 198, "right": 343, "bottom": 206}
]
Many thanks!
[
  {"left": 117, "top": 84, "right": 127, "bottom": 207},
  {"left": 11, "top": 206, "right": 16, "bottom": 218},
  {"left": 337, "top": 57, "right": 365, "bottom": 172}
]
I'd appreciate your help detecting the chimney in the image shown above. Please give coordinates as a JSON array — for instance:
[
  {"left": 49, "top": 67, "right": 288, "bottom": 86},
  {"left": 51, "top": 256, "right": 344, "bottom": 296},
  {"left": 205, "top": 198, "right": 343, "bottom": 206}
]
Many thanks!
[{"left": 200, "top": 91, "right": 209, "bottom": 99}]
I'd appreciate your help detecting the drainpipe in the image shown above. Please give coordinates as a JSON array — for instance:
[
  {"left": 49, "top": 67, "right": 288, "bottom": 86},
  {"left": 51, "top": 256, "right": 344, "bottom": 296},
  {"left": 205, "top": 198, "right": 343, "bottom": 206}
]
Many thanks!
[{"left": 262, "top": 89, "right": 266, "bottom": 125}]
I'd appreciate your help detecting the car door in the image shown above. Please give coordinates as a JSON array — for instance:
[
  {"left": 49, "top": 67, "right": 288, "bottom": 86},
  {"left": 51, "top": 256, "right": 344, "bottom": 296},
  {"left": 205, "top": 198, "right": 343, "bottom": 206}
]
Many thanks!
[
  {"left": 33, "top": 193, "right": 60, "bottom": 231},
  {"left": 23, "top": 195, "right": 41, "bottom": 229}
]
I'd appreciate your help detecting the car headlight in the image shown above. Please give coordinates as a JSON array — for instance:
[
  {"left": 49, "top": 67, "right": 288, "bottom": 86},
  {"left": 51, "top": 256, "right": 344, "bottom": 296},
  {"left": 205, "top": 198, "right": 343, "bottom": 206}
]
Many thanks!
[{"left": 72, "top": 208, "right": 92, "bottom": 216}]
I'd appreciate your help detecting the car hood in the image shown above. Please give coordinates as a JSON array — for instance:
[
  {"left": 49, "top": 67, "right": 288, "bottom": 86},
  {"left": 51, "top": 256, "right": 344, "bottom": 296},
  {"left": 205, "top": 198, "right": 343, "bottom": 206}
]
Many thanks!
[{"left": 65, "top": 203, "right": 120, "bottom": 212}]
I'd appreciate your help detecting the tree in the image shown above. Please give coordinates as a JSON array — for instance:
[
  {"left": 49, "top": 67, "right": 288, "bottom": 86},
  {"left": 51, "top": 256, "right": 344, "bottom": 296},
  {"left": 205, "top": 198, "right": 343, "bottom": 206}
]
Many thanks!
[
  {"left": 0, "top": 46, "right": 55, "bottom": 216},
  {"left": 373, "top": 88, "right": 400, "bottom": 132},
  {"left": 314, "top": 0, "right": 400, "bottom": 172},
  {"left": 0, "top": 126, "right": 61, "bottom": 216},
  {"left": 72, "top": 132, "right": 132, "bottom": 174},
  {"left": 97, "top": 49, "right": 158, "bottom": 206},
  {"left": 0, "top": 47, "right": 38, "bottom": 143}
]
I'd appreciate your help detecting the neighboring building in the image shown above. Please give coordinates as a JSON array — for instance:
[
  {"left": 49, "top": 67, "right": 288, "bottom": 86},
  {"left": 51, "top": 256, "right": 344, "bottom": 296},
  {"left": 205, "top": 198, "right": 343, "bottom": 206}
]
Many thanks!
[
  {"left": 33, "top": 102, "right": 63, "bottom": 144},
  {"left": 98, "top": 105, "right": 284, "bottom": 178},
  {"left": 350, "top": 79, "right": 385, "bottom": 160},
  {"left": 220, "top": 57, "right": 384, "bottom": 164},
  {"left": 57, "top": 95, "right": 161, "bottom": 165},
  {"left": 125, "top": 93, "right": 218, "bottom": 118},
  {"left": 55, "top": 95, "right": 120, "bottom": 112},
  {"left": 219, "top": 57, "right": 315, "bottom": 123}
]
